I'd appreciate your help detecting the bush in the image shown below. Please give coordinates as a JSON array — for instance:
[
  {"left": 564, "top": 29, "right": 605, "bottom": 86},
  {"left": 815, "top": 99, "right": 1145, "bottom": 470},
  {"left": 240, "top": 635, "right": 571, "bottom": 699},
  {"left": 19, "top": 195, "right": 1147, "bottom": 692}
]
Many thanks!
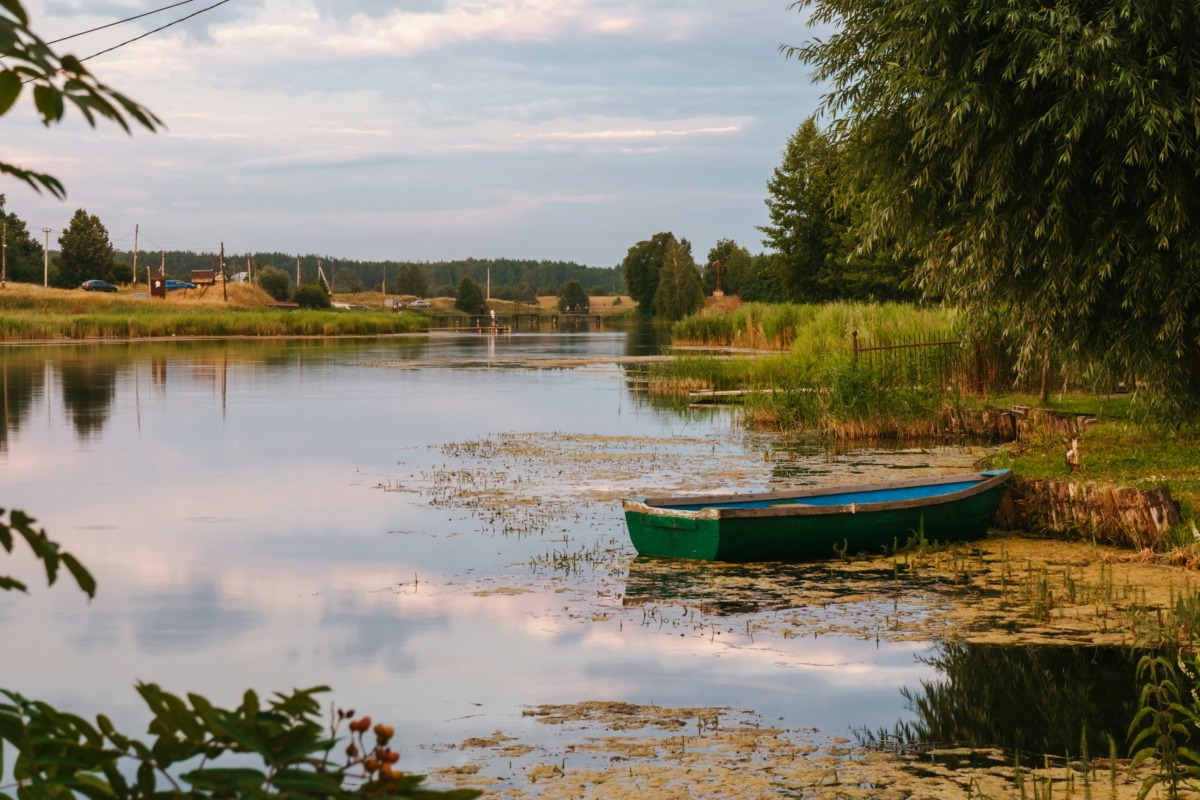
[
  {"left": 295, "top": 281, "right": 332, "bottom": 310},
  {"left": 256, "top": 266, "right": 292, "bottom": 301}
]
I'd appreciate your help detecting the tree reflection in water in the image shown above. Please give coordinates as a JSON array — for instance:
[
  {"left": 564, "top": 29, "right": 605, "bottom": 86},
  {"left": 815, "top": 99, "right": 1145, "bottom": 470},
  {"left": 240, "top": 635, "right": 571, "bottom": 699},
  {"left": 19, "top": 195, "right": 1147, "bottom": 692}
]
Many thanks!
[
  {"left": 0, "top": 356, "right": 45, "bottom": 452},
  {"left": 60, "top": 354, "right": 118, "bottom": 439},
  {"left": 898, "top": 641, "right": 1139, "bottom": 757}
]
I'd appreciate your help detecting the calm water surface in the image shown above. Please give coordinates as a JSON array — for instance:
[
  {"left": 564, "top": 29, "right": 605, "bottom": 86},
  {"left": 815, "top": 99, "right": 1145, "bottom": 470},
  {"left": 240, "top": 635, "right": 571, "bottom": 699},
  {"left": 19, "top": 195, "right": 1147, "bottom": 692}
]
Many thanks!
[{"left": 0, "top": 332, "right": 1123, "bottom": 772}]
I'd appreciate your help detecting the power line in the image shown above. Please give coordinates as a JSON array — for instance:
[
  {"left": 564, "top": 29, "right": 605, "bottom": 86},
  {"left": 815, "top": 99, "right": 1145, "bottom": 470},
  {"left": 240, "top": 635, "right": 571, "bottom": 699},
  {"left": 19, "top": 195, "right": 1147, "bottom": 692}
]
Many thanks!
[
  {"left": 46, "top": 0, "right": 205, "bottom": 46},
  {"left": 78, "top": 0, "right": 233, "bottom": 65},
  {"left": 15, "top": 0, "right": 233, "bottom": 83}
]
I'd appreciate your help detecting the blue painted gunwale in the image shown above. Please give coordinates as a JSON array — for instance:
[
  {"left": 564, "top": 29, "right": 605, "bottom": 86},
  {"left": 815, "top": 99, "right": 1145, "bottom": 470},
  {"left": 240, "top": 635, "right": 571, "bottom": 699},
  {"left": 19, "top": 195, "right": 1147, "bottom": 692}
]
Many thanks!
[{"left": 621, "top": 470, "right": 1012, "bottom": 562}]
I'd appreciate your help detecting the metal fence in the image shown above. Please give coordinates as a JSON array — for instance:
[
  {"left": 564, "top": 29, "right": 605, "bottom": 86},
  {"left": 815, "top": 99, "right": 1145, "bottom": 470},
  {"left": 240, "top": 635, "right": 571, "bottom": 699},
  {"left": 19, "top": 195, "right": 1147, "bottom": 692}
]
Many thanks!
[{"left": 852, "top": 330, "right": 1017, "bottom": 394}]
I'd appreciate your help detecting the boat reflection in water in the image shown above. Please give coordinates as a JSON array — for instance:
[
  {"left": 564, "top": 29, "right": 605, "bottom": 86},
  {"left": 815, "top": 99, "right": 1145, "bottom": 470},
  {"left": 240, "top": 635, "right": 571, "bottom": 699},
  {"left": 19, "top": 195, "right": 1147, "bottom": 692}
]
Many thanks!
[{"left": 621, "top": 555, "right": 900, "bottom": 616}]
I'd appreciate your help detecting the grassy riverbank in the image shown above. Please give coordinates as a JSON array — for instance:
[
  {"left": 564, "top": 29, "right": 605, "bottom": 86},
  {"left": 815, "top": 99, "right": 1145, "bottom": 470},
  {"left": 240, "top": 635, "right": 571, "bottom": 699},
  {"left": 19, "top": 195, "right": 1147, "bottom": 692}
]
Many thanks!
[
  {"left": 0, "top": 282, "right": 431, "bottom": 338},
  {"left": 0, "top": 283, "right": 639, "bottom": 340},
  {"left": 662, "top": 301, "right": 1200, "bottom": 538}
]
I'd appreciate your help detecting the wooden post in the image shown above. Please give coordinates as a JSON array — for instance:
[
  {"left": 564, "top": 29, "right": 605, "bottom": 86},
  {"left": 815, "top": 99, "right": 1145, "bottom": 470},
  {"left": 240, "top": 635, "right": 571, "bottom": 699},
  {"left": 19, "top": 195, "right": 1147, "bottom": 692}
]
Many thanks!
[
  {"left": 852, "top": 329, "right": 859, "bottom": 362},
  {"left": 221, "top": 242, "right": 227, "bottom": 302}
]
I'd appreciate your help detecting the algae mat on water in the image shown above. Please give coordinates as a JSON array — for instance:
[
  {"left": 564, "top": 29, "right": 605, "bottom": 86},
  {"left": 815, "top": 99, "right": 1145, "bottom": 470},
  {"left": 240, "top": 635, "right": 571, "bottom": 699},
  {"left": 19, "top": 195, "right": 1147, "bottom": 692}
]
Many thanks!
[
  {"left": 387, "top": 430, "right": 1200, "bottom": 650},
  {"left": 381, "top": 432, "right": 1190, "bottom": 797},
  {"left": 425, "top": 700, "right": 1150, "bottom": 799}
]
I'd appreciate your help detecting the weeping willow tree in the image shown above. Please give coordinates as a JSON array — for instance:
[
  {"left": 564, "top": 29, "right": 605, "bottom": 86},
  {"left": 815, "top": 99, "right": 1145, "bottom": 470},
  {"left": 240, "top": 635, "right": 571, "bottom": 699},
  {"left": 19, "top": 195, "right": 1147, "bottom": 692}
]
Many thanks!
[{"left": 786, "top": 0, "right": 1200, "bottom": 418}]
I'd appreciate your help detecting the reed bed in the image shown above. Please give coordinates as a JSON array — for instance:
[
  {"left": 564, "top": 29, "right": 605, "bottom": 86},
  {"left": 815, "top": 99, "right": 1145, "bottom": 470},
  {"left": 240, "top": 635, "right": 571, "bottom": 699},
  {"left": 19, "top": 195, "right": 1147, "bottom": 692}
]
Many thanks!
[{"left": 672, "top": 301, "right": 962, "bottom": 354}]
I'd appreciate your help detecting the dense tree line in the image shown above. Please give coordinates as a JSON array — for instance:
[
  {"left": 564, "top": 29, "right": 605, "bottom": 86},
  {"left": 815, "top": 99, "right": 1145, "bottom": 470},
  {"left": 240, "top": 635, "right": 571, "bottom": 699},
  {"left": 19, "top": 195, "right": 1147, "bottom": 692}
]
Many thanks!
[
  {"left": 0, "top": 194, "right": 44, "bottom": 284},
  {"left": 785, "top": 0, "right": 1200, "bottom": 416},
  {"left": 105, "top": 249, "right": 623, "bottom": 299}
]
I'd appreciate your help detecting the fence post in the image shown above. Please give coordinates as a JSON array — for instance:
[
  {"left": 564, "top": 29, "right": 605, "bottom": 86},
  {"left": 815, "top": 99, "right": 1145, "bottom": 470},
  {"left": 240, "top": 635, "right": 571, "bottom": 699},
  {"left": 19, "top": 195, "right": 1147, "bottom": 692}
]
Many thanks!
[{"left": 852, "top": 329, "right": 859, "bottom": 362}]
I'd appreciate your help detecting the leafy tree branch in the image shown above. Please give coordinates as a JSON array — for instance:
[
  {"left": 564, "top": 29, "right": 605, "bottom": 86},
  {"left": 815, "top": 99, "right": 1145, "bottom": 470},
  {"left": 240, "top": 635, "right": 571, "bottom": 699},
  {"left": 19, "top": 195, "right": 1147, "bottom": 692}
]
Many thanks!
[{"left": 1, "top": 0, "right": 162, "bottom": 197}]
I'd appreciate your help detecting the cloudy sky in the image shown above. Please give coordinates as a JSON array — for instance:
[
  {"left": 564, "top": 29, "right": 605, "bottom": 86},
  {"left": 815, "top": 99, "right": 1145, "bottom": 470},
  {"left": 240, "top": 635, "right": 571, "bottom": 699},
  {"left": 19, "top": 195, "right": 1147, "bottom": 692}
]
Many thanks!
[{"left": 5, "top": 0, "right": 827, "bottom": 266}]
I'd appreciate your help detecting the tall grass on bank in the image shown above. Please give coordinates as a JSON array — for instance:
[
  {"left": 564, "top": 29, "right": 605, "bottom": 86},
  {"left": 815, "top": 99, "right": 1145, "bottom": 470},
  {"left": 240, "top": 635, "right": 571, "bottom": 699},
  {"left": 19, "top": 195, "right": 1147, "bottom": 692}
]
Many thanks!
[
  {"left": 0, "top": 308, "right": 428, "bottom": 339},
  {"left": 672, "top": 301, "right": 962, "bottom": 353},
  {"left": 664, "top": 303, "right": 963, "bottom": 435},
  {"left": 650, "top": 352, "right": 954, "bottom": 437}
]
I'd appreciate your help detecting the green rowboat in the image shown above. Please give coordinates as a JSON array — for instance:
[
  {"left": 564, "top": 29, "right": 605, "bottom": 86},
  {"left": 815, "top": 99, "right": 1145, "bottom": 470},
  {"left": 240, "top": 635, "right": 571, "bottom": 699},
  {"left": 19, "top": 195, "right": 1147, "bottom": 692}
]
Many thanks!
[{"left": 622, "top": 470, "right": 1011, "bottom": 562}]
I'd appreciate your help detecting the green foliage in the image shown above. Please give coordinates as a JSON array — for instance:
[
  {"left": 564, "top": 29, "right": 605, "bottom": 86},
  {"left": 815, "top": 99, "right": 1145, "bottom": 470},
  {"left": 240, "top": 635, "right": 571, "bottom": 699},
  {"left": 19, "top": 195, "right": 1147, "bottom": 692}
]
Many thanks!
[
  {"left": 1127, "top": 652, "right": 1200, "bottom": 799},
  {"left": 737, "top": 253, "right": 785, "bottom": 303},
  {"left": 0, "top": 195, "right": 45, "bottom": 284},
  {"left": 333, "top": 266, "right": 361, "bottom": 294},
  {"left": 255, "top": 266, "right": 293, "bottom": 302},
  {"left": 0, "top": 684, "right": 480, "bottom": 798},
  {"left": 704, "top": 239, "right": 752, "bottom": 297},
  {"left": 294, "top": 282, "right": 332, "bottom": 310},
  {"left": 0, "top": 0, "right": 161, "bottom": 197},
  {"left": 759, "top": 117, "right": 839, "bottom": 303},
  {"left": 56, "top": 209, "right": 116, "bottom": 288},
  {"left": 621, "top": 232, "right": 673, "bottom": 316},
  {"left": 391, "top": 264, "right": 427, "bottom": 297},
  {"left": 557, "top": 279, "right": 589, "bottom": 312},
  {"left": 653, "top": 237, "right": 704, "bottom": 321},
  {"left": 786, "top": 0, "right": 1200, "bottom": 418},
  {"left": 454, "top": 276, "right": 484, "bottom": 313},
  {"left": 0, "top": 507, "right": 94, "bottom": 598}
]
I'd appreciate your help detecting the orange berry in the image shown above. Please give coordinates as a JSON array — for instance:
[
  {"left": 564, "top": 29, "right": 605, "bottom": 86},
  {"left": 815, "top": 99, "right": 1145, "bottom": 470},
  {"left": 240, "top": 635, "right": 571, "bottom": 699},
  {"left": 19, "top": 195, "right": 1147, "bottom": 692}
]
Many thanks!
[
  {"left": 363, "top": 757, "right": 379, "bottom": 773},
  {"left": 345, "top": 743, "right": 359, "bottom": 758},
  {"left": 381, "top": 749, "right": 400, "bottom": 764}
]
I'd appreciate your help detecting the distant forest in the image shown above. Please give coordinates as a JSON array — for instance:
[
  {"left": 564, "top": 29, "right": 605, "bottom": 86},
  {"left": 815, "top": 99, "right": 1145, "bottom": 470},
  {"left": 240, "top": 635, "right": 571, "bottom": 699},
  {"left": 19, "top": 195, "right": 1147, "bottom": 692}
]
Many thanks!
[{"left": 112, "top": 250, "right": 624, "bottom": 298}]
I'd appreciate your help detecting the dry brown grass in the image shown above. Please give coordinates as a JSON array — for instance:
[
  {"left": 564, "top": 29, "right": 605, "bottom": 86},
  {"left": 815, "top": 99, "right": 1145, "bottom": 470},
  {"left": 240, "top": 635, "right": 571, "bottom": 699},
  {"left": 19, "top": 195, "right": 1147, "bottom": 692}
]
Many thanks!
[{"left": 0, "top": 279, "right": 274, "bottom": 309}]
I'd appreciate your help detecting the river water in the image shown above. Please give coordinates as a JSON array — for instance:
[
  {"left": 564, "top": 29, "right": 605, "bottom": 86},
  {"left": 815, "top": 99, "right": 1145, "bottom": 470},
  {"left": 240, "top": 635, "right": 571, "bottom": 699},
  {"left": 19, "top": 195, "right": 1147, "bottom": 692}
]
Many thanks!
[{"left": 0, "top": 331, "right": 1124, "bottom": 780}]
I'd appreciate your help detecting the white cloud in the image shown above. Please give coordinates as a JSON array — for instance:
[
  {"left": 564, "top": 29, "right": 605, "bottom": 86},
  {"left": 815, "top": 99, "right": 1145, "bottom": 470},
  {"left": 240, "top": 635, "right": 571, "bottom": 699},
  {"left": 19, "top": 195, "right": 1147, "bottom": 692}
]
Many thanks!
[{"left": 6, "top": 0, "right": 821, "bottom": 264}]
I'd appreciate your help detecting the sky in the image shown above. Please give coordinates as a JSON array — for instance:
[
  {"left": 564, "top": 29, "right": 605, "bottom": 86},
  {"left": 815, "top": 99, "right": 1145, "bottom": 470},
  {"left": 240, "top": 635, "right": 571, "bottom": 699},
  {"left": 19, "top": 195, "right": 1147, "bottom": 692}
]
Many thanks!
[{"left": 4, "top": 0, "right": 828, "bottom": 267}]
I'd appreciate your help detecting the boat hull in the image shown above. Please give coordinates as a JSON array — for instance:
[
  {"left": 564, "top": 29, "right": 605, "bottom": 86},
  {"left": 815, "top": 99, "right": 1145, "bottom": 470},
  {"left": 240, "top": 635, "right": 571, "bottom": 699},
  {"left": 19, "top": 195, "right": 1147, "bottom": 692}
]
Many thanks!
[{"left": 622, "top": 471, "right": 1010, "bottom": 562}]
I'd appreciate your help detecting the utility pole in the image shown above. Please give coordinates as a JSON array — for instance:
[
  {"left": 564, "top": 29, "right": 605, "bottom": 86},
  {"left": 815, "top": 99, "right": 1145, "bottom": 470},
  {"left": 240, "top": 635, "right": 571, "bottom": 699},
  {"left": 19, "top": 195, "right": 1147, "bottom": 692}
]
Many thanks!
[
  {"left": 296, "top": 255, "right": 300, "bottom": 288},
  {"left": 221, "top": 242, "right": 227, "bottom": 301},
  {"left": 486, "top": 265, "right": 491, "bottom": 300},
  {"left": 42, "top": 228, "right": 50, "bottom": 287},
  {"left": 2, "top": 218, "right": 7, "bottom": 289},
  {"left": 132, "top": 223, "right": 139, "bottom": 284}
]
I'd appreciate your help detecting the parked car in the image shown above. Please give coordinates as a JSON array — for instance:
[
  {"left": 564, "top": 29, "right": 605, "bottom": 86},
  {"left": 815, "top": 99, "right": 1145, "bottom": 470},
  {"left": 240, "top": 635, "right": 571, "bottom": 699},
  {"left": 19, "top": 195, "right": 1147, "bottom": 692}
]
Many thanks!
[
  {"left": 407, "top": 299, "right": 432, "bottom": 308},
  {"left": 164, "top": 280, "right": 196, "bottom": 290},
  {"left": 81, "top": 280, "right": 118, "bottom": 293}
]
